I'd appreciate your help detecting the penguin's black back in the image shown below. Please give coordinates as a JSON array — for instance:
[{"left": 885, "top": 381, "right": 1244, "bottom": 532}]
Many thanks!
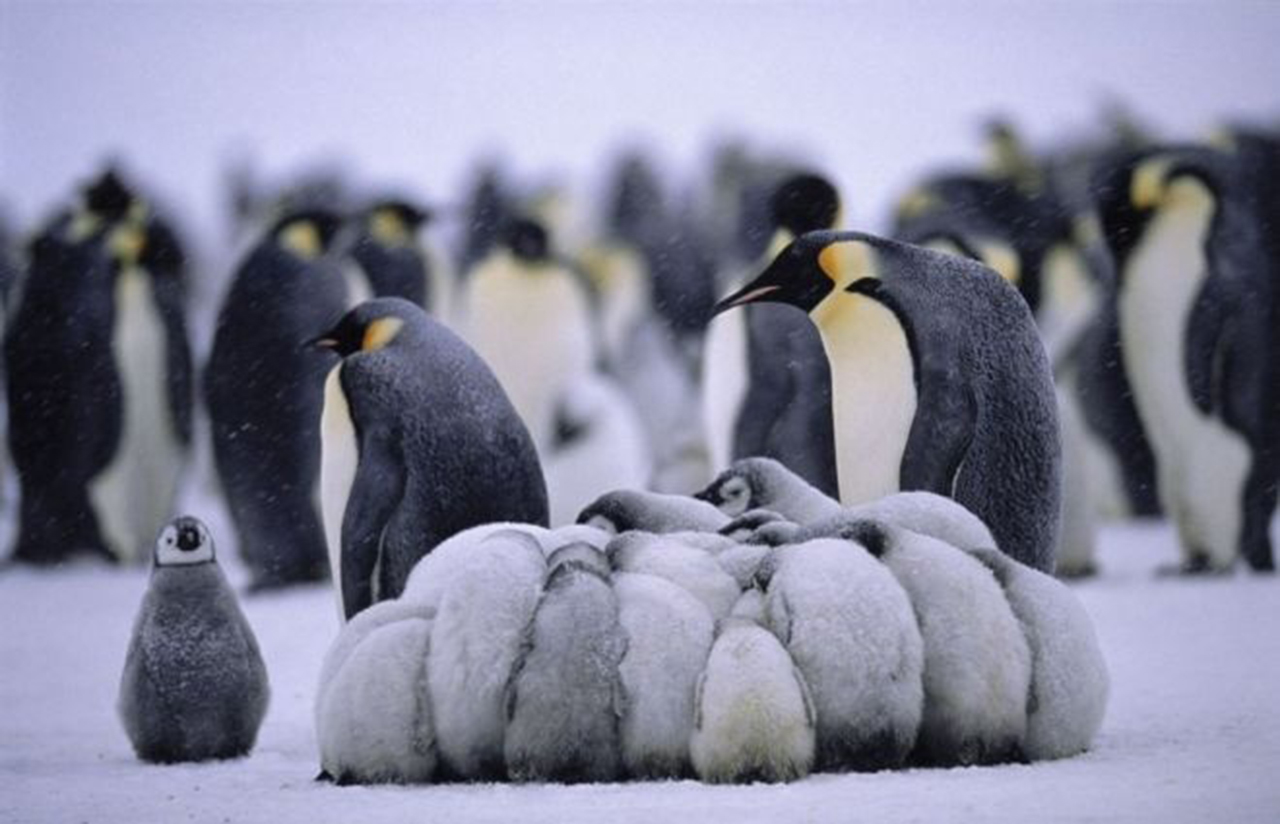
[
  {"left": 5, "top": 223, "right": 122, "bottom": 562},
  {"left": 339, "top": 305, "right": 549, "bottom": 600},
  {"left": 204, "top": 230, "right": 346, "bottom": 585}
]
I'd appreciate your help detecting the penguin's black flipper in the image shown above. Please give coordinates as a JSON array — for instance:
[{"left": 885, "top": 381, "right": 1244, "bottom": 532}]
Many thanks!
[
  {"left": 1184, "top": 274, "right": 1234, "bottom": 416},
  {"left": 340, "top": 427, "right": 406, "bottom": 619},
  {"left": 900, "top": 374, "right": 976, "bottom": 496}
]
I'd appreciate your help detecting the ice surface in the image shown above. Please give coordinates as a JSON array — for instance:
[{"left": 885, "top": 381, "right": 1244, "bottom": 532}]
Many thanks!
[{"left": 3, "top": 521, "right": 1279, "bottom": 822}]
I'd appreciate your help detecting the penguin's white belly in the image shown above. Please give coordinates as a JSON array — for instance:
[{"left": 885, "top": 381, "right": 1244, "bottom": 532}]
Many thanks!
[
  {"left": 1120, "top": 188, "right": 1250, "bottom": 565},
  {"left": 462, "top": 263, "right": 594, "bottom": 452},
  {"left": 1040, "top": 244, "right": 1099, "bottom": 364},
  {"left": 817, "top": 295, "right": 917, "bottom": 505},
  {"left": 701, "top": 299, "right": 749, "bottom": 475},
  {"left": 319, "top": 366, "right": 360, "bottom": 620},
  {"left": 91, "top": 269, "right": 182, "bottom": 562}
]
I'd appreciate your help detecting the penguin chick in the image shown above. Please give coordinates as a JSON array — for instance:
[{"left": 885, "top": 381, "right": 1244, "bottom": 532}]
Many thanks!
[
  {"left": 399, "top": 522, "right": 550, "bottom": 611},
  {"left": 764, "top": 538, "right": 924, "bottom": 771},
  {"left": 697, "top": 457, "right": 843, "bottom": 524},
  {"left": 545, "top": 540, "right": 612, "bottom": 579},
  {"left": 829, "top": 520, "right": 1030, "bottom": 766},
  {"left": 504, "top": 558, "right": 628, "bottom": 783},
  {"left": 967, "top": 548, "right": 1109, "bottom": 761},
  {"left": 714, "top": 543, "right": 775, "bottom": 590},
  {"left": 606, "top": 532, "right": 740, "bottom": 621},
  {"left": 712, "top": 230, "right": 1061, "bottom": 573},
  {"left": 425, "top": 530, "right": 547, "bottom": 780},
  {"left": 118, "top": 517, "right": 269, "bottom": 763},
  {"left": 614, "top": 572, "right": 715, "bottom": 778},
  {"left": 316, "top": 601, "right": 436, "bottom": 784},
  {"left": 689, "top": 613, "right": 816, "bottom": 784},
  {"left": 315, "top": 297, "right": 549, "bottom": 619},
  {"left": 577, "top": 489, "right": 730, "bottom": 535}
]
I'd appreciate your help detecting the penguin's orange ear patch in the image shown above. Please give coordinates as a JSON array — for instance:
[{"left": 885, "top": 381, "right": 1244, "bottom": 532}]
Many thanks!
[
  {"left": 817, "top": 240, "right": 875, "bottom": 286},
  {"left": 280, "top": 221, "right": 322, "bottom": 260},
  {"left": 369, "top": 208, "right": 411, "bottom": 247},
  {"left": 362, "top": 317, "right": 404, "bottom": 352}
]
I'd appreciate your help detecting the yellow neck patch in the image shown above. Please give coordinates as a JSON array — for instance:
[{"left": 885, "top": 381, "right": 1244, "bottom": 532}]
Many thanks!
[
  {"left": 1131, "top": 157, "right": 1175, "bottom": 210},
  {"left": 280, "top": 221, "right": 323, "bottom": 260},
  {"left": 975, "top": 239, "right": 1021, "bottom": 285},
  {"left": 362, "top": 317, "right": 404, "bottom": 352},
  {"left": 108, "top": 223, "right": 147, "bottom": 268},
  {"left": 817, "top": 239, "right": 876, "bottom": 289},
  {"left": 369, "top": 209, "right": 411, "bottom": 247},
  {"left": 895, "top": 188, "right": 940, "bottom": 222}
]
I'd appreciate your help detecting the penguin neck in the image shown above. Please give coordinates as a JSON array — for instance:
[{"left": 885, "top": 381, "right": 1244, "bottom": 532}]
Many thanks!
[{"left": 810, "top": 289, "right": 917, "bottom": 506}]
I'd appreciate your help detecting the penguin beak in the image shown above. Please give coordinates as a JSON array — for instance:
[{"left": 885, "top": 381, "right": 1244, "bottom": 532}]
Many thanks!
[
  {"left": 306, "top": 335, "right": 339, "bottom": 352},
  {"left": 710, "top": 283, "right": 782, "bottom": 317}
]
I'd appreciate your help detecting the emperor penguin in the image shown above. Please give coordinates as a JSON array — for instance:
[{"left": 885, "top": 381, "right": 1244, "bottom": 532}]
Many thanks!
[
  {"left": 313, "top": 298, "right": 548, "bottom": 620},
  {"left": 89, "top": 176, "right": 195, "bottom": 565},
  {"left": 1107, "top": 147, "right": 1277, "bottom": 572},
  {"left": 825, "top": 520, "right": 1030, "bottom": 766},
  {"left": 697, "top": 457, "right": 844, "bottom": 525},
  {"left": 204, "top": 209, "right": 346, "bottom": 589},
  {"left": 763, "top": 538, "right": 924, "bottom": 771},
  {"left": 712, "top": 230, "right": 1062, "bottom": 573},
  {"left": 504, "top": 547, "right": 629, "bottom": 783},
  {"left": 315, "top": 598, "right": 437, "bottom": 784},
  {"left": 612, "top": 571, "right": 715, "bottom": 778},
  {"left": 458, "top": 217, "right": 596, "bottom": 455},
  {"left": 117, "top": 517, "right": 269, "bottom": 762},
  {"left": 689, "top": 590, "right": 816, "bottom": 784},
  {"left": 702, "top": 173, "right": 840, "bottom": 495},
  {"left": 348, "top": 199, "right": 447, "bottom": 314},
  {"left": 966, "top": 548, "right": 1109, "bottom": 761},
  {"left": 576, "top": 489, "right": 730, "bottom": 535},
  {"left": 423, "top": 529, "right": 547, "bottom": 780},
  {"left": 6, "top": 174, "right": 137, "bottom": 564}
]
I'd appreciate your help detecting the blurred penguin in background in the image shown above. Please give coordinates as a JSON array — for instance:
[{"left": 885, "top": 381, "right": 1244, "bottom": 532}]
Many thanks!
[
  {"left": 703, "top": 171, "right": 840, "bottom": 496},
  {"left": 1102, "top": 144, "right": 1277, "bottom": 572},
  {"left": 6, "top": 170, "right": 163, "bottom": 564},
  {"left": 347, "top": 198, "right": 453, "bottom": 319},
  {"left": 86, "top": 171, "right": 196, "bottom": 565},
  {"left": 204, "top": 208, "right": 347, "bottom": 590}
]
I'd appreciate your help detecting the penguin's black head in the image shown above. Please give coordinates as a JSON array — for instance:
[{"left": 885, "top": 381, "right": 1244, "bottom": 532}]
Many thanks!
[
  {"left": 711, "top": 229, "right": 883, "bottom": 319},
  {"left": 769, "top": 173, "right": 840, "bottom": 238},
  {"left": 83, "top": 168, "right": 136, "bottom": 224},
  {"left": 311, "top": 297, "right": 422, "bottom": 358},
  {"left": 154, "top": 516, "right": 216, "bottom": 567},
  {"left": 270, "top": 209, "right": 344, "bottom": 261},
  {"left": 696, "top": 464, "right": 760, "bottom": 517},
  {"left": 503, "top": 218, "right": 551, "bottom": 263}
]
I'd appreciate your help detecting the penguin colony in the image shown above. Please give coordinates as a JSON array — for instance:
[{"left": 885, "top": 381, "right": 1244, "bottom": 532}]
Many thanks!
[
  {"left": 315, "top": 468, "right": 1109, "bottom": 784},
  {"left": 1, "top": 113, "right": 1270, "bottom": 780}
]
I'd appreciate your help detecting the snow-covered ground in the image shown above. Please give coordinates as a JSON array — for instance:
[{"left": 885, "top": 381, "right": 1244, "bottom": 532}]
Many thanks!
[{"left": 2, "top": 520, "right": 1277, "bottom": 824}]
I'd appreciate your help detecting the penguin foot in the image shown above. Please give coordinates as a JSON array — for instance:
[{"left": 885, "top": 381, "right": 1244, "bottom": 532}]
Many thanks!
[
  {"left": 1155, "top": 553, "right": 1231, "bottom": 578},
  {"left": 1055, "top": 563, "right": 1099, "bottom": 581},
  {"left": 315, "top": 769, "right": 334, "bottom": 783}
]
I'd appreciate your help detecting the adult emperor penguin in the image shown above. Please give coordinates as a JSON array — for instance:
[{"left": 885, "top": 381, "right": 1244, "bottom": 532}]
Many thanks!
[
  {"left": 711, "top": 230, "right": 1062, "bottom": 573},
  {"left": 348, "top": 199, "right": 443, "bottom": 312},
  {"left": 204, "top": 208, "right": 346, "bottom": 590},
  {"left": 1107, "top": 147, "right": 1277, "bottom": 572},
  {"left": 459, "top": 216, "right": 595, "bottom": 455},
  {"left": 314, "top": 297, "right": 548, "bottom": 619},
  {"left": 6, "top": 174, "right": 136, "bottom": 564},
  {"left": 89, "top": 174, "right": 195, "bottom": 565},
  {"left": 118, "top": 517, "right": 270, "bottom": 762},
  {"left": 702, "top": 172, "right": 840, "bottom": 495},
  {"left": 504, "top": 546, "right": 628, "bottom": 783}
]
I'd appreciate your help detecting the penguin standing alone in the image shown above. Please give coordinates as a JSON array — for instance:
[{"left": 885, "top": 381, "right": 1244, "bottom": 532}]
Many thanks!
[
  {"left": 314, "top": 298, "right": 548, "bottom": 619},
  {"left": 1106, "top": 147, "right": 1277, "bottom": 571},
  {"left": 712, "top": 230, "right": 1062, "bottom": 572},
  {"left": 204, "top": 209, "right": 346, "bottom": 589},
  {"left": 118, "top": 516, "right": 269, "bottom": 763}
]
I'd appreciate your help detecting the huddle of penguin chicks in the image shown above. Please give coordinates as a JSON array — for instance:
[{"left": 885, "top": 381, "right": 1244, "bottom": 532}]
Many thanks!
[{"left": 314, "top": 457, "right": 1109, "bottom": 786}]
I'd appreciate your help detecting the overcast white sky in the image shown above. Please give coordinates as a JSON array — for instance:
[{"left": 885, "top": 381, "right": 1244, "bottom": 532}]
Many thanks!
[{"left": 2, "top": 1, "right": 1278, "bottom": 241}]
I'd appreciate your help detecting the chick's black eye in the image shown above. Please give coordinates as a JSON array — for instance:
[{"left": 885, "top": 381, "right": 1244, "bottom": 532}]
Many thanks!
[{"left": 177, "top": 526, "right": 201, "bottom": 552}]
